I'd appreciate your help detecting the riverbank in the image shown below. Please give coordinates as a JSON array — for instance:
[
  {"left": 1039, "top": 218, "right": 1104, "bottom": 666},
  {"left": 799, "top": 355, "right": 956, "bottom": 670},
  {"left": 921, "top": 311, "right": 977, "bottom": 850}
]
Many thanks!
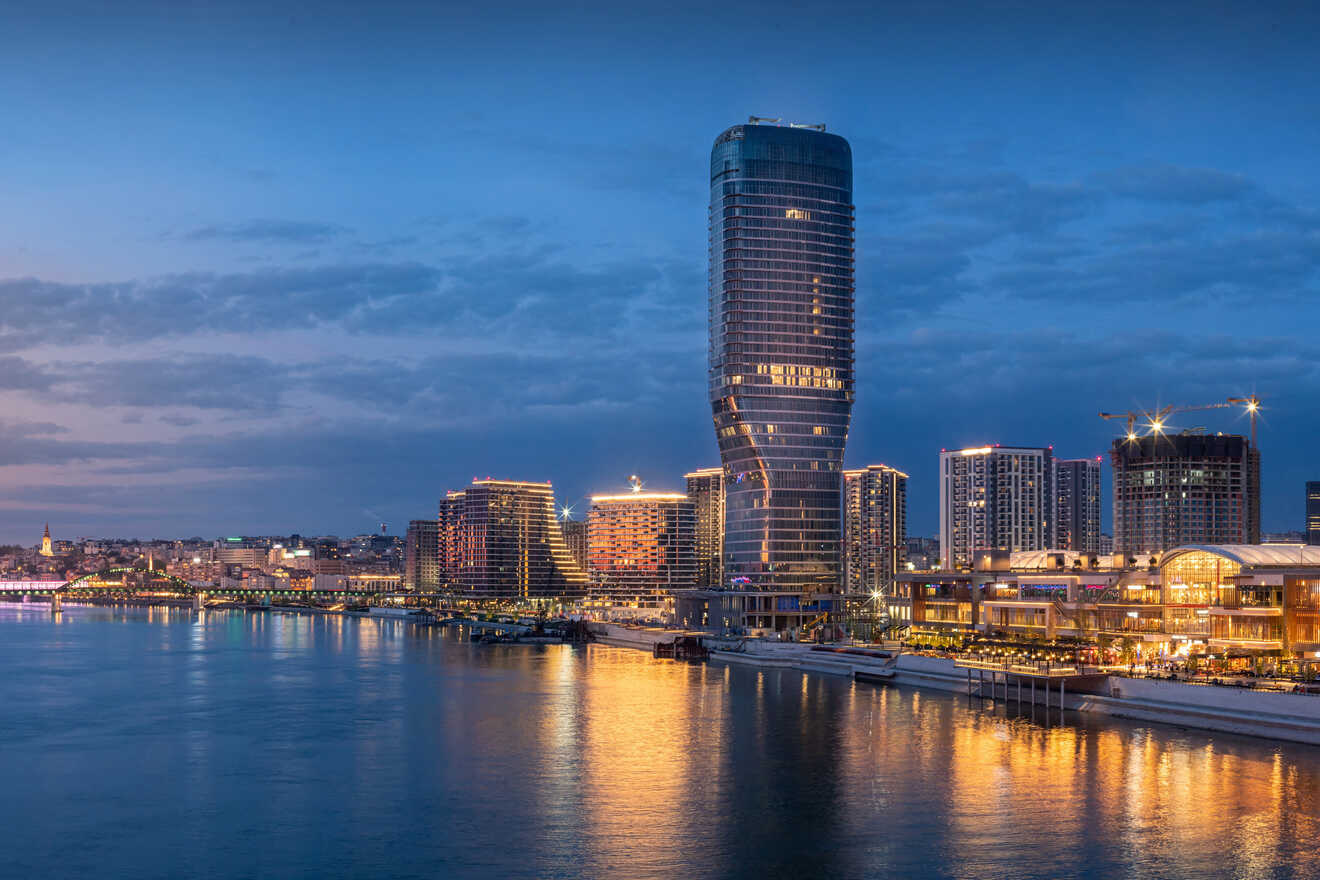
[
  {"left": 723, "top": 643, "right": 1320, "bottom": 746},
  {"left": 590, "top": 622, "right": 1320, "bottom": 746}
]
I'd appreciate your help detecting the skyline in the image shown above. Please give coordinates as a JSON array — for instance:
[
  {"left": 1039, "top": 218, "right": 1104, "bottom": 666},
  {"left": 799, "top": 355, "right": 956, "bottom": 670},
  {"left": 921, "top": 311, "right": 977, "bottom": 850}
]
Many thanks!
[{"left": 3, "top": 0, "right": 1320, "bottom": 542}]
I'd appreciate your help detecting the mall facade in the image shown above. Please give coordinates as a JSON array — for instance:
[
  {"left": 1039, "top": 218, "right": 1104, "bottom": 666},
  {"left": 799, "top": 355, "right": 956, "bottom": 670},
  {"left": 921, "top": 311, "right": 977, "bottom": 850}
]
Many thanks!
[{"left": 893, "top": 544, "right": 1320, "bottom": 661}]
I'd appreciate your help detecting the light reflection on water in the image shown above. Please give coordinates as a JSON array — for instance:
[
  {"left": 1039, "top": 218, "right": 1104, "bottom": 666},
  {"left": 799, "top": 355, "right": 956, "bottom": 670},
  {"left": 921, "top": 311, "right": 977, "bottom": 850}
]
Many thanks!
[{"left": 0, "top": 603, "right": 1318, "bottom": 880}]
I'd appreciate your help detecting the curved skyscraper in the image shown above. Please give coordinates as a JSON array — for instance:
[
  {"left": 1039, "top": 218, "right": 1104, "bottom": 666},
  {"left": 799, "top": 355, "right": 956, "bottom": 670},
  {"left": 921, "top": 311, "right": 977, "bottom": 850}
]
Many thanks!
[{"left": 708, "top": 120, "right": 854, "bottom": 597}]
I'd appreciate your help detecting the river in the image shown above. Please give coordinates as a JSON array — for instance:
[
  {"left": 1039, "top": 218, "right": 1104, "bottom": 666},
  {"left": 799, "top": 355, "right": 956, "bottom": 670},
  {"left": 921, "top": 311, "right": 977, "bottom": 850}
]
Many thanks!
[{"left": 2, "top": 603, "right": 1318, "bottom": 879}]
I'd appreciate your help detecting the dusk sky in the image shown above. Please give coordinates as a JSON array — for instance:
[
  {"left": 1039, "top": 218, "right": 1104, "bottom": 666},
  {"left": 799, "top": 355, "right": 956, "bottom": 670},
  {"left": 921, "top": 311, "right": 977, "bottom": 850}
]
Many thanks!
[{"left": 2, "top": 0, "right": 1319, "bottom": 543}]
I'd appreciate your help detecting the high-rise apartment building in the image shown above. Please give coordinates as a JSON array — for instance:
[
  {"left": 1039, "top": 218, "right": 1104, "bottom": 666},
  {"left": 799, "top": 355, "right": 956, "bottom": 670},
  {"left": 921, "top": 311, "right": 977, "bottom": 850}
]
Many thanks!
[
  {"left": 685, "top": 467, "right": 724, "bottom": 589},
  {"left": 939, "top": 446, "right": 1054, "bottom": 569},
  {"left": 404, "top": 519, "right": 440, "bottom": 591},
  {"left": 1308, "top": 483, "right": 1320, "bottom": 546},
  {"left": 586, "top": 490, "right": 696, "bottom": 608},
  {"left": 842, "top": 465, "right": 907, "bottom": 594},
  {"left": 708, "top": 120, "right": 854, "bottom": 596},
  {"left": 439, "top": 479, "right": 587, "bottom": 600},
  {"left": 1055, "top": 458, "right": 1102, "bottom": 553},
  {"left": 1111, "top": 433, "right": 1260, "bottom": 555},
  {"left": 561, "top": 518, "right": 588, "bottom": 571}
]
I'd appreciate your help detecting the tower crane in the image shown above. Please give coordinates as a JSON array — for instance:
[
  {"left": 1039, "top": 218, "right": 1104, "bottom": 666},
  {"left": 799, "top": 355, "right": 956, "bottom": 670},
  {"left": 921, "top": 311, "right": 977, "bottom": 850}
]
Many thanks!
[
  {"left": 1099, "top": 401, "right": 1232, "bottom": 442},
  {"left": 1100, "top": 396, "right": 1264, "bottom": 446},
  {"left": 1227, "top": 395, "right": 1263, "bottom": 448}
]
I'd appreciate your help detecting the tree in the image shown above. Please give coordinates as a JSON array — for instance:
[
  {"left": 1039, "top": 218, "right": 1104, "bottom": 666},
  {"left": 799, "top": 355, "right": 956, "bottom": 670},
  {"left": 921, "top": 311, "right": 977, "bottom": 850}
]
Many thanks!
[{"left": 1119, "top": 637, "right": 1137, "bottom": 665}]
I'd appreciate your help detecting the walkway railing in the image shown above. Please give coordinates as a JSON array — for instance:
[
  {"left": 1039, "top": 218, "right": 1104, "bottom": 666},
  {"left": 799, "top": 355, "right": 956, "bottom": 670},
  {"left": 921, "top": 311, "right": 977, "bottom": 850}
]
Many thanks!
[{"left": 955, "top": 656, "right": 1102, "bottom": 677}]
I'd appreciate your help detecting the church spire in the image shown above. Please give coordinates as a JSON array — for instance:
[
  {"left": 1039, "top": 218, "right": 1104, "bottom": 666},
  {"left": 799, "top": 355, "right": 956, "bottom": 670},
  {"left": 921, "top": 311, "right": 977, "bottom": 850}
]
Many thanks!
[{"left": 40, "top": 523, "right": 54, "bottom": 557}]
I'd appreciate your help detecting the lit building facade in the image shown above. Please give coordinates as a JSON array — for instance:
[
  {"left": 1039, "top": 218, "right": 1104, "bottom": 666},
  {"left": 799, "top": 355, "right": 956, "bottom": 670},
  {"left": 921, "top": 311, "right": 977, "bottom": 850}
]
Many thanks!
[
  {"left": 896, "top": 544, "right": 1320, "bottom": 662},
  {"left": 685, "top": 467, "right": 724, "bottom": 589},
  {"left": 1055, "top": 458, "right": 1102, "bottom": 553},
  {"left": 939, "top": 446, "right": 1054, "bottom": 570},
  {"left": 587, "top": 490, "right": 696, "bottom": 609},
  {"left": 1308, "top": 482, "right": 1320, "bottom": 546},
  {"left": 842, "top": 465, "right": 908, "bottom": 594},
  {"left": 439, "top": 479, "right": 587, "bottom": 600},
  {"left": 708, "top": 120, "right": 854, "bottom": 601},
  {"left": 1111, "top": 433, "right": 1260, "bottom": 556},
  {"left": 561, "top": 518, "right": 588, "bottom": 571},
  {"left": 404, "top": 519, "right": 440, "bottom": 591}
]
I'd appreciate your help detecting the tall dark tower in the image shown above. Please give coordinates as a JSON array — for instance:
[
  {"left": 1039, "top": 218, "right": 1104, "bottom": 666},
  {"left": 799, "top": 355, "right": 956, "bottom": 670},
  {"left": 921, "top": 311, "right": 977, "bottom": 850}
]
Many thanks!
[{"left": 708, "top": 120, "right": 855, "bottom": 600}]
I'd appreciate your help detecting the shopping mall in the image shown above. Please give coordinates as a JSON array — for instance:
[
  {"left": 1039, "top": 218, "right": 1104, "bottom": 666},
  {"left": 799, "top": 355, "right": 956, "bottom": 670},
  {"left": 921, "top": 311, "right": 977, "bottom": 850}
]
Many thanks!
[{"left": 892, "top": 544, "right": 1320, "bottom": 665}]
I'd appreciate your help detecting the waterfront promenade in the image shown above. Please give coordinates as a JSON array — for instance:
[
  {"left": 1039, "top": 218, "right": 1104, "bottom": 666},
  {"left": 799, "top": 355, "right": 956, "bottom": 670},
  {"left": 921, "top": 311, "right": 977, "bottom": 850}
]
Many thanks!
[{"left": 591, "top": 622, "right": 1320, "bottom": 746}]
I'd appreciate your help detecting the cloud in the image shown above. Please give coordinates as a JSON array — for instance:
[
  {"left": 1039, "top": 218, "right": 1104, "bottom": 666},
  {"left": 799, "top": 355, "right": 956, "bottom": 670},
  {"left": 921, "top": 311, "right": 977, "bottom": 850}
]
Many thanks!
[
  {"left": 0, "top": 263, "right": 442, "bottom": 349},
  {"left": 1095, "top": 163, "right": 1254, "bottom": 204},
  {"left": 0, "top": 355, "right": 53, "bottom": 391},
  {"left": 0, "top": 242, "right": 704, "bottom": 353},
  {"left": 182, "top": 219, "right": 349, "bottom": 244},
  {"left": 0, "top": 420, "right": 156, "bottom": 466},
  {"left": 50, "top": 355, "right": 291, "bottom": 411},
  {"left": 986, "top": 222, "right": 1320, "bottom": 306}
]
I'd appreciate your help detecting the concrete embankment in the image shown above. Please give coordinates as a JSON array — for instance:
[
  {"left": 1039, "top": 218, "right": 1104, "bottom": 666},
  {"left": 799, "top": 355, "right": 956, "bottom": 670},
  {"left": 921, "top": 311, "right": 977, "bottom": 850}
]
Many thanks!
[
  {"left": 588, "top": 622, "right": 705, "bottom": 651},
  {"left": 711, "top": 643, "right": 1320, "bottom": 746}
]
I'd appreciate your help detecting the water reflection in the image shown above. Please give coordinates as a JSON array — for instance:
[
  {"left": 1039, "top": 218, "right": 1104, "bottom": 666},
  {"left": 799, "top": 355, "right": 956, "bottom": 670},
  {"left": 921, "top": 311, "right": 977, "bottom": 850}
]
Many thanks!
[{"left": 0, "top": 605, "right": 1318, "bottom": 879}]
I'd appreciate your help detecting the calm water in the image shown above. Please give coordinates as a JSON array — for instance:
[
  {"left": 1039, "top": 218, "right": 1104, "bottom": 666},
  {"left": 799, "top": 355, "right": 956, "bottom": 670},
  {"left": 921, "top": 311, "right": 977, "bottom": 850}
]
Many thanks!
[{"left": 3, "top": 604, "right": 1320, "bottom": 879}]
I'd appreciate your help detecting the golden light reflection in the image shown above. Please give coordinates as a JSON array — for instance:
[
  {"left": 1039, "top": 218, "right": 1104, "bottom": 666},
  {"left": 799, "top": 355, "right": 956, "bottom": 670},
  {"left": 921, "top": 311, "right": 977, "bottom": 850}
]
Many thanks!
[
  {"left": 577, "top": 644, "right": 724, "bottom": 872},
  {"left": 834, "top": 686, "right": 1320, "bottom": 878}
]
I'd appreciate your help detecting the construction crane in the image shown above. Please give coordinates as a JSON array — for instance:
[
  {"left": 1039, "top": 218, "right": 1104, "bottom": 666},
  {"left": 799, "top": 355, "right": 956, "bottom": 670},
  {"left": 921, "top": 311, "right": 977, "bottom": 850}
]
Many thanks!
[
  {"left": 1099, "top": 401, "right": 1232, "bottom": 442},
  {"left": 1100, "top": 396, "right": 1264, "bottom": 446},
  {"left": 1227, "top": 395, "right": 1264, "bottom": 447}
]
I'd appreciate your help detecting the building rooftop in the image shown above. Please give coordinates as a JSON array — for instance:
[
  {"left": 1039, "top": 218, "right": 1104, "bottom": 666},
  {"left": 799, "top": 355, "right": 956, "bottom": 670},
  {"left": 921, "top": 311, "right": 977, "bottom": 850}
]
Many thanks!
[
  {"left": 1008, "top": 550, "right": 1110, "bottom": 570},
  {"left": 1162, "top": 544, "right": 1320, "bottom": 567}
]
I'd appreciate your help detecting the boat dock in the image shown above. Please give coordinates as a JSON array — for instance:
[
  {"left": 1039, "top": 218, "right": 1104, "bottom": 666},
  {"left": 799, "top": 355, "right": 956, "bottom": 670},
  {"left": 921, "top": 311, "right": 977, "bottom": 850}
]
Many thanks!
[{"left": 955, "top": 657, "right": 1109, "bottom": 712}]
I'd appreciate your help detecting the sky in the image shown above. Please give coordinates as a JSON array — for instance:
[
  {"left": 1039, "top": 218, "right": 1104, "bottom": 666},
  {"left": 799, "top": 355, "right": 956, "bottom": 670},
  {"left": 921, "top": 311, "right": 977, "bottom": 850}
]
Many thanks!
[{"left": 1, "top": 0, "right": 1319, "bottom": 543}]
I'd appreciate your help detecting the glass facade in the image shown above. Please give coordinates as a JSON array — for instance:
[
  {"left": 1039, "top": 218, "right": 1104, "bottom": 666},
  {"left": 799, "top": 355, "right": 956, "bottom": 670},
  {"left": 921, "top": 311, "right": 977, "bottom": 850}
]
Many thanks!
[
  {"left": 439, "top": 480, "right": 587, "bottom": 600},
  {"left": 586, "top": 493, "right": 697, "bottom": 608},
  {"left": 708, "top": 122, "right": 854, "bottom": 593},
  {"left": 684, "top": 468, "right": 725, "bottom": 589},
  {"left": 404, "top": 518, "right": 440, "bottom": 591}
]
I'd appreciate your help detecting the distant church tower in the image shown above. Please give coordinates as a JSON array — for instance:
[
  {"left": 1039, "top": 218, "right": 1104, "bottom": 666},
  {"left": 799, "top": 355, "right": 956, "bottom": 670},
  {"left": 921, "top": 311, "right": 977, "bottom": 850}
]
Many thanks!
[{"left": 40, "top": 523, "right": 54, "bottom": 557}]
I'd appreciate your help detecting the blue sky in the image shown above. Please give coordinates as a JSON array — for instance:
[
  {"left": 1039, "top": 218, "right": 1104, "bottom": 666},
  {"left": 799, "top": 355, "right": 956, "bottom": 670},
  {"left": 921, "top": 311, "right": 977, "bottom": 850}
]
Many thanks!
[{"left": 1, "top": 0, "right": 1318, "bottom": 543}]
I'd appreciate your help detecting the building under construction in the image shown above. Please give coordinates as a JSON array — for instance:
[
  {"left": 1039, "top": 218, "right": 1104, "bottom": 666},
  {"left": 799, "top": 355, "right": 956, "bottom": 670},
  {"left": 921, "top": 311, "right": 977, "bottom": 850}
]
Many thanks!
[{"left": 1111, "top": 432, "right": 1260, "bottom": 555}]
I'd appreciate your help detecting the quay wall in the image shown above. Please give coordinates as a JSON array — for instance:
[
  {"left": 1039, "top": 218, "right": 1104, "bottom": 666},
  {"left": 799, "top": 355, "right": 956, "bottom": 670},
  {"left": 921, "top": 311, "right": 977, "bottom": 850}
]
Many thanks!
[{"left": 708, "top": 643, "right": 1320, "bottom": 747}]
